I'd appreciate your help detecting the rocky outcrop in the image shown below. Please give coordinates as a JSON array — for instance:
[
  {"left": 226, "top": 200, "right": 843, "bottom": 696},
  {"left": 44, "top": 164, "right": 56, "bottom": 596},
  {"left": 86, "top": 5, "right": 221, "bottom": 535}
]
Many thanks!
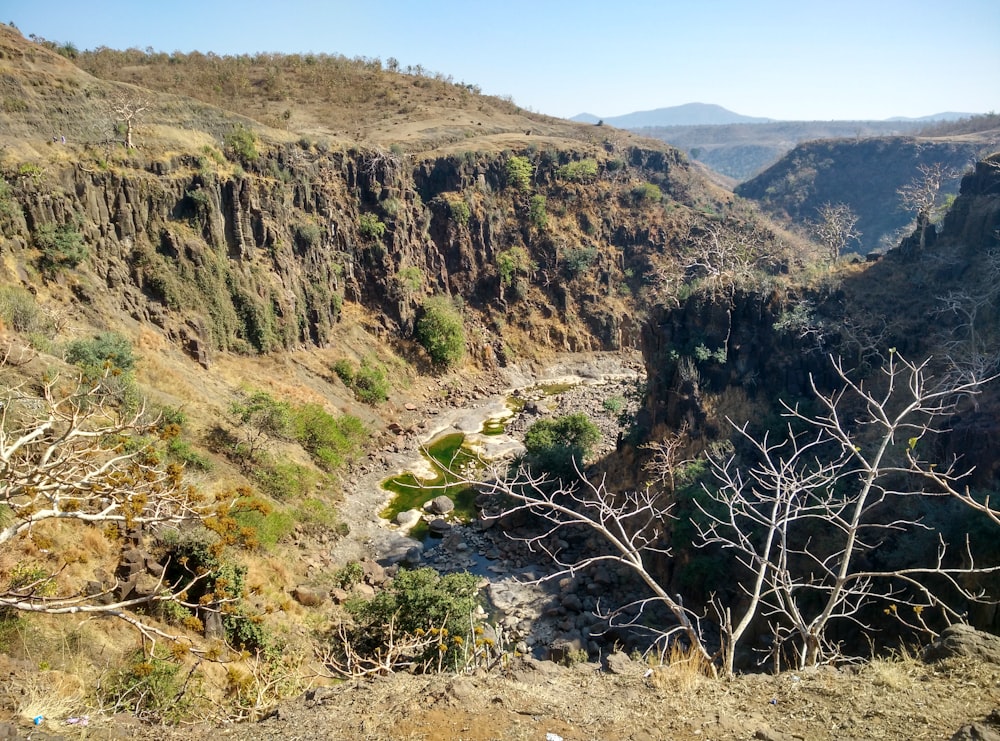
[
  {"left": 924, "top": 624, "right": 1000, "bottom": 665},
  {"left": 3, "top": 142, "right": 699, "bottom": 364}
]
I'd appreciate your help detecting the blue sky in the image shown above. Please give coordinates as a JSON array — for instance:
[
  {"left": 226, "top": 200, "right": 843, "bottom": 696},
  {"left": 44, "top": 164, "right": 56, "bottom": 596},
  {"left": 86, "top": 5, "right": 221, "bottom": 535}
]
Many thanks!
[{"left": 6, "top": 0, "right": 999, "bottom": 121}]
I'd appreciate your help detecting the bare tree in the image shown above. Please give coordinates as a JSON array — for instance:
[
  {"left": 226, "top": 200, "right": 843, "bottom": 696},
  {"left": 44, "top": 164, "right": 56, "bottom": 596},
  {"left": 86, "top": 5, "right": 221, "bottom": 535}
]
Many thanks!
[
  {"left": 477, "top": 353, "right": 999, "bottom": 677},
  {"left": 812, "top": 202, "right": 862, "bottom": 262},
  {"left": 682, "top": 216, "right": 773, "bottom": 297},
  {"left": 698, "top": 352, "right": 998, "bottom": 673},
  {"left": 478, "top": 464, "right": 714, "bottom": 666},
  {"left": 935, "top": 249, "right": 1000, "bottom": 396},
  {"left": 0, "top": 370, "right": 232, "bottom": 637},
  {"left": 109, "top": 93, "right": 151, "bottom": 149},
  {"left": 897, "top": 163, "right": 959, "bottom": 248}
]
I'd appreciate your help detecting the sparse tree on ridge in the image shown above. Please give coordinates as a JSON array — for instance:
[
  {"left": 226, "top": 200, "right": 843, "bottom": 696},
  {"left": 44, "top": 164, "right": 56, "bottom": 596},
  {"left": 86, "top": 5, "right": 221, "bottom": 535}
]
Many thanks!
[{"left": 812, "top": 202, "right": 861, "bottom": 262}]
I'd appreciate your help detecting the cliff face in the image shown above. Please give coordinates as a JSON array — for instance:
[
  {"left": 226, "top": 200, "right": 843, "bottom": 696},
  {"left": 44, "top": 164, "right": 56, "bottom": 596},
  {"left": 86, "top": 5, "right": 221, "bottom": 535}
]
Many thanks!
[
  {"left": 639, "top": 152, "right": 1000, "bottom": 487},
  {"left": 1, "top": 141, "right": 706, "bottom": 366}
]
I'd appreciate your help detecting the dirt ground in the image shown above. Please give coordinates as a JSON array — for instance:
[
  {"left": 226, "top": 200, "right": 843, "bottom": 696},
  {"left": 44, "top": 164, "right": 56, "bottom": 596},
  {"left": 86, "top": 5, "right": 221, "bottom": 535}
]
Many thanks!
[{"left": 5, "top": 652, "right": 994, "bottom": 741}]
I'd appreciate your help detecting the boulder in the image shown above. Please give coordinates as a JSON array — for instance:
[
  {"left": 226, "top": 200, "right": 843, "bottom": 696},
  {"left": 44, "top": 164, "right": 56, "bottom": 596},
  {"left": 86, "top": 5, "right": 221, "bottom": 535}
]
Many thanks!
[
  {"left": 923, "top": 624, "right": 1000, "bottom": 665},
  {"left": 292, "top": 585, "right": 325, "bottom": 607},
  {"left": 951, "top": 720, "right": 1000, "bottom": 741},
  {"left": 395, "top": 509, "right": 422, "bottom": 529},
  {"left": 428, "top": 518, "right": 453, "bottom": 536},
  {"left": 604, "top": 651, "right": 642, "bottom": 676},
  {"left": 425, "top": 495, "right": 455, "bottom": 515}
]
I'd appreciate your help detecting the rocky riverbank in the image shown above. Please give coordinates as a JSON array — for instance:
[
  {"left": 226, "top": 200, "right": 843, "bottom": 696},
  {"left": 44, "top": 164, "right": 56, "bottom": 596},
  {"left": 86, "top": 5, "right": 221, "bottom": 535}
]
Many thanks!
[{"left": 325, "top": 351, "right": 648, "bottom": 659}]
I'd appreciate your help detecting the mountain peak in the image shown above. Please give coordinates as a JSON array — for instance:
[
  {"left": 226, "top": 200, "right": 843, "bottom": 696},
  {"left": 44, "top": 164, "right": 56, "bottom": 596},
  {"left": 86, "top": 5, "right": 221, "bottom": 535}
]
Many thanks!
[{"left": 571, "top": 103, "right": 773, "bottom": 128}]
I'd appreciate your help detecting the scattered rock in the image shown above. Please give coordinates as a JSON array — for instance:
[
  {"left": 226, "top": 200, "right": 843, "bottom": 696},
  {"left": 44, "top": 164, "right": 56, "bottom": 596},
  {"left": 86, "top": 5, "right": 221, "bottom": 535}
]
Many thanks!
[
  {"left": 292, "top": 585, "right": 325, "bottom": 607},
  {"left": 924, "top": 625, "right": 1000, "bottom": 665},
  {"left": 428, "top": 518, "right": 453, "bottom": 535},
  {"left": 604, "top": 651, "right": 642, "bottom": 675},
  {"left": 951, "top": 721, "right": 1000, "bottom": 741}
]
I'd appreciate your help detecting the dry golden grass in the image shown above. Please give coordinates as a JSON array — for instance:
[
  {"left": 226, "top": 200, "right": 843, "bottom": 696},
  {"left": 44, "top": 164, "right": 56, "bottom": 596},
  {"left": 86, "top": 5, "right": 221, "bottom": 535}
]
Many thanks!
[{"left": 6, "top": 670, "right": 86, "bottom": 724}]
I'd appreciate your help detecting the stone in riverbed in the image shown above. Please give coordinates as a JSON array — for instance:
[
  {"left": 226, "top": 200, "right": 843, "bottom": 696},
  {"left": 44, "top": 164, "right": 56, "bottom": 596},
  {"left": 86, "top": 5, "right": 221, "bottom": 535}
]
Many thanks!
[
  {"left": 425, "top": 495, "right": 455, "bottom": 515},
  {"left": 395, "top": 509, "right": 422, "bottom": 529}
]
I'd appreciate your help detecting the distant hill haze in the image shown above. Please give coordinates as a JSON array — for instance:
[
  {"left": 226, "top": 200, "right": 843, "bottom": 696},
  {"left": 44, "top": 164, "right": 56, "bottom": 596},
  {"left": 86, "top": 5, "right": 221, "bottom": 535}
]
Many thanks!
[
  {"left": 573, "top": 105, "right": 981, "bottom": 181},
  {"left": 572, "top": 103, "right": 772, "bottom": 127}
]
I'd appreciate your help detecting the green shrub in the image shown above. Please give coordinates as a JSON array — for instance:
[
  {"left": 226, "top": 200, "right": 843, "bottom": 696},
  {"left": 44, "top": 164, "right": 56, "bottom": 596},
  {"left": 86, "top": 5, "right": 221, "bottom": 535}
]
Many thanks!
[
  {"left": 254, "top": 460, "right": 320, "bottom": 501},
  {"left": 557, "top": 158, "right": 598, "bottom": 183},
  {"left": 563, "top": 245, "right": 598, "bottom": 277},
  {"left": 65, "top": 331, "right": 136, "bottom": 373},
  {"left": 395, "top": 266, "right": 424, "bottom": 297},
  {"left": 290, "top": 404, "right": 367, "bottom": 472},
  {"left": 358, "top": 212, "right": 386, "bottom": 241},
  {"left": 99, "top": 653, "right": 183, "bottom": 717},
  {"left": 332, "top": 358, "right": 389, "bottom": 405},
  {"left": 332, "top": 358, "right": 355, "bottom": 386},
  {"left": 505, "top": 155, "right": 533, "bottom": 192},
  {"left": 295, "top": 221, "right": 322, "bottom": 247},
  {"left": 0, "top": 285, "right": 45, "bottom": 333},
  {"left": 633, "top": 182, "right": 662, "bottom": 203},
  {"left": 528, "top": 194, "right": 548, "bottom": 229},
  {"left": 497, "top": 246, "right": 535, "bottom": 293},
  {"left": 447, "top": 197, "right": 470, "bottom": 226},
  {"left": 224, "top": 123, "right": 259, "bottom": 162},
  {"left": 344, "top": 567, "right": 479, "bottom": 670},
  {"left": 333, "top": 561, "right": 364, "bottom": 589},
  {"left": 166, "top": 437, "right": 213, "bottom": 471},
  {"left": 415, "top": 296, "right": 465, "bottom": 368},
  {"left": 353, "top": 361, "right": 389, "bottom": 405},
  {"left": 233, "top": 506, "right": 296, "bottom": 551},
  {"left": 34, "top": 222, "right": 86, "bottom": 276},
  {"left": 523, "top": 412, "right": 601, "bottom": 477}
]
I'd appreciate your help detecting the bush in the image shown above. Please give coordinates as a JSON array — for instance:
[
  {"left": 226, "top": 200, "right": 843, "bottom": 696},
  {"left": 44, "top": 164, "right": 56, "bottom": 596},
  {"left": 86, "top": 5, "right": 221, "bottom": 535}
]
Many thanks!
[
  {"left": 395, "top": 266, "right": 423, "bottom": 297},
  {"left": 290, "top": 403, "right": 367, "bottom": 471},
  {"left": 496, "top": 246, "right": 534, "bottom": 290},
  {"left": 447, "top": 197, "right": 470, "bottom": 226},
  {"left": 0, "top": 285, "right": 45, "bottom": 333},
  {"left": 99, "top": 653, "right": 183, "bottom": 718},
  {"left": 505, "top": 155, "right": 533, "bottom": 192},
  {"left": 523, "top": 412, "right": 601, "bottom": 477},
  {"left": 344, "top": 567, "right": 479, "bottom": 670},
  {"left": 65, "top": 331, "right": 136, "bottom": 373},
  {"left": 415, "top": 296, "right": 465, "bottom": 368},
  {"left": 353, "top": 362, "right": 389, "bottom": 405},
  {"left": 295, "top": 221, "right": 322, "bottom": 248},
  {"left": 557, "top": 158, "right": 598, "bottom": 183},
  {"left": 224, "top": 123, "right": 259, "bottom": 162},
  {"left": 528, "top": 194, "right": 548, "bottom": 229},
  {"left": 332, "top": 358, "right": 355, "bottom": 386},
  {"left": 254, "top": 460, "right": 320, "bottom": 501},
  {"left": 358, "top": 212, "right": 386, "bottom": 241},
  {"left": 633, "top": 182, "right": 662, "bottom": 203},
  {"left": 34, "top": 222, "right": 86, "bottom": 276},
  {"left": 333, "top": 358, "right": 389, "bottom": 405},
  {"left": 563, "top": 245, "right": 598, "bottom": 277}
]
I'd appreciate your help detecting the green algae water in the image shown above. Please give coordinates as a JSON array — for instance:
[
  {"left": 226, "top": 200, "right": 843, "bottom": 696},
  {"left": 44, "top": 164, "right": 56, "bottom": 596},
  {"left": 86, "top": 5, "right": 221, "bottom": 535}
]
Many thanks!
[{"left": 380, "top": 432, "right": 481, "bottom": 532}]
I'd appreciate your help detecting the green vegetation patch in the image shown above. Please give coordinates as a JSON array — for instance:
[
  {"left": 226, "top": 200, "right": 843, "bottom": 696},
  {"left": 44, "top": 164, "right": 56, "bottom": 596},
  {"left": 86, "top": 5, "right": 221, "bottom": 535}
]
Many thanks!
[{"left": 380, "top": 432, "right": 481, "bottom": 525}]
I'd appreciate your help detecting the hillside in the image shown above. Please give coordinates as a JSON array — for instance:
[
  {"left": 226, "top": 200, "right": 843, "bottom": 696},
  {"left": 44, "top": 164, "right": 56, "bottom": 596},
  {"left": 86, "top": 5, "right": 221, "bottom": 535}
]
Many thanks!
[
  {"left": 735, "top": 134, "right": 998, "bottom": 251},
  {"left": 1, "top": 23, "right": 1000, "bottom": 741},
  {"left": 639, "top": 120, "right": 928, "bottom": 181}
]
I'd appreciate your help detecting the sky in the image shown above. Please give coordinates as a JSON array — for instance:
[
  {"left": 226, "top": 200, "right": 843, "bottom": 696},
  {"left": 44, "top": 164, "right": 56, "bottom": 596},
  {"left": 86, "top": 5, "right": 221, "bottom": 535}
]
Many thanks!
[{"left": 5, "top": 0, "right": 999, "bottom": 121}]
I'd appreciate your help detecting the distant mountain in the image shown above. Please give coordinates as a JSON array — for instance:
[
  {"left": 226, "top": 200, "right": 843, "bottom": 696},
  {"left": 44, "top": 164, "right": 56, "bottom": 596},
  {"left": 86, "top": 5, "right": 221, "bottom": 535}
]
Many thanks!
[
  {"left": 571, "top": 103, "right": 773, "bottom": 128},
  {"left": 886, "top": 111, "right": 977, "bottom": 122}
]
